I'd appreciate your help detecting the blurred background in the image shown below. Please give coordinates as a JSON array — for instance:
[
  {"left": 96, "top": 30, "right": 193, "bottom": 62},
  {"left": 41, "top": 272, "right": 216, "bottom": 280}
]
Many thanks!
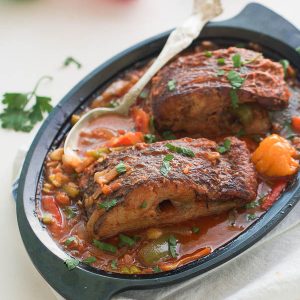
[{"left": 0, "top": 0, "right": 298, "bottom": 299}]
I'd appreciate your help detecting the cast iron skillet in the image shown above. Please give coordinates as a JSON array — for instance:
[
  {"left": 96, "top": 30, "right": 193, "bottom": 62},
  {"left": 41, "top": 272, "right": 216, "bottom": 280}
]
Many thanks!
[{"left": 16, "top": 3, "right": 300, "bottom": 300}]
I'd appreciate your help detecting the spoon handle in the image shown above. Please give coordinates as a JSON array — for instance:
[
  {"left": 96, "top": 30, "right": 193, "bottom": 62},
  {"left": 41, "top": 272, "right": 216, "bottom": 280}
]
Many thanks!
[{"left": 118, "top": 0, "right": 222, "bottom": 113}]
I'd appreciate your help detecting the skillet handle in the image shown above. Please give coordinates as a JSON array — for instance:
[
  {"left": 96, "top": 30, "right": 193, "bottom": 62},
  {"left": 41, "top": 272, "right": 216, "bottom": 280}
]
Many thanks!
[{"left": 204, "top": 3, "right": 300, "bottom": 65}]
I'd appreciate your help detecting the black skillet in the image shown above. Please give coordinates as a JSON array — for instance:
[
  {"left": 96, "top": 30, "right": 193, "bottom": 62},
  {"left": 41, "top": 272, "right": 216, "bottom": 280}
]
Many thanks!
[{"left": 16, "top": 3, "right": 300, "bottom": 300}]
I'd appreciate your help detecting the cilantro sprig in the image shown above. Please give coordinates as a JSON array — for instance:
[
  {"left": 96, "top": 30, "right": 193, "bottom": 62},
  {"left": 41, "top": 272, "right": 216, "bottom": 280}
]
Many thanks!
[
  {"left": 0, "top": 76, "right": 53, "bottom": 132},
  {"left": 63, "top": 56, "right": 82, "bottom": 69},
  {"left": 160, "top": 154, "right": 174, "bottom": 177},
  {"left": 98, "top": 199, "right": 118, "bottom": 211},
  {"left": 217, "top": 139, "right": 231, "bottom": 154},
  {"left": 165, "top": 143, "right": 195, "bottom": 158}
]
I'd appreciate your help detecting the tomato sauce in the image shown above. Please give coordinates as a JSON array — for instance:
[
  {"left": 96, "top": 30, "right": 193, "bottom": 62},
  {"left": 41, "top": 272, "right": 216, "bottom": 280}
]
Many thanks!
[{"left": 39, "top": 41, "right": 299, "bottom": 274}]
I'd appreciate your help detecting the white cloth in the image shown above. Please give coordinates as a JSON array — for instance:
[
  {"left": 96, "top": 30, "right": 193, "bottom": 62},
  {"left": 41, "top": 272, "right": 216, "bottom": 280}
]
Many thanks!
[{"left": 12, "top": 149, "right": 300, "bottom": 300}]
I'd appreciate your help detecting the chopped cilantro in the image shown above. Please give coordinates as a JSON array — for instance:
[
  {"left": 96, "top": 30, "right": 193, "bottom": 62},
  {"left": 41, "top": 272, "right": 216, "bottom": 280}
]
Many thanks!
[
  {"left": 64, "top": 258, "right": 80, "bottom": 270},
  {"left": 167, "top": 79, "right": 176, "bottom": 91},
  {"left": 110, "top": 259, "right": 118, "bottom": 269},
  {"left": 166, "top": 143, "right": 195, "bottom": 157},
  {"left": 82, "top": 256, "right": 97, "bottom": 264},
  {"left": 230, "top": 89, "right": 239, "bottom": 109},
  {"left": 279, "top": 59, "right": 289, "bottom": 77},
  {"left": 0, "top": 76, "right": 53, "bottom": 132},
  {"left": 116, "top": 162, "right": 126, "bottom": 174},
  {"left": 144, "top": 133, "right": 157, "bottom": 143},
  {"left": 247, "top": 213, "right": 258, "bottom": 221},
  {"left": 245, "top": 200, "right": 260, "bottom": 209},
  {"left": 217, "top": 58, "right": 225, "bottom": 65},
  {"left": 204, "top": 50, "right": 213, "bottom": 58},
  {"left": 140, "top": 201, "right": 147, "bottom": 209},
  {"left": 63, "top": 56, "right": 82, "bottom": 69},
  {"left": 232, "top": 53, "right": 242, "bottom": 68},
  {"left": 153, "top": 266, "right": 162, "bottom": 273},
  {"left": 216, "top": 69, "right": 225, "bottom": 76},
  {"left": 93, "top": 239, "right": 117, "bottom": 253},
  {"left": 168, "top": 235, "right": 178, "bottom": 258},
  {"left": 64, "top": 207, "right": 77, "bottom": 219},
  {"left": 65, "top": 236, "right": 76, "bottom": 246},
  {"left": 162, "top": 130, "right": 176, "bottom": 140},
  {"left": 217, "top": 139, "right": 231, "bottom": 154},
  {"left": 192, "top": 226, "right": 200, "bottom": 234},
  {"left": 227, "top": 70, "right": 245, "bottom": 89},
  {"left": 160, "top": 154, "right": 174, "bottom": 177},
  {"left": 98, "top": 199, "right": 118, "bottom": 211},
  {"left": 119, "top": 234, "right": 136, "bottom": 247}
]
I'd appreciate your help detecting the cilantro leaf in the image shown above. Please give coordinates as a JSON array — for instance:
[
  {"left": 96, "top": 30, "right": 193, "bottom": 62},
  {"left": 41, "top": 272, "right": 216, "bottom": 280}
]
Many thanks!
[
  {"left": 65, "top": 236, "right": 76, "bottom": 246},
  {"left": 152, "top": 266, "right": 162, "bottom": 273},
  {"left": 144, "top": 133, "right": 156, "bottom": 143},
  {"left": 93, "top": 239, "right": 117, "bottom": 253},
  {"left": 217, "top": 58, "right": 225, "bottom": 65},
  {"left": 246, "top": 213, "right": 258, "bottom": 221},
  {"left": 82, "top": 256, "right": 97, "bottom": 264},
  {"left": 227, "top": 70, "right": 245, "bottom": 88},
  {"left": 64, "top": 258, "right": 80, "bottom": 270},
  {"left": 217, "top": 139, "right": 231, "bottom": 154},
  {"left": 98, "top": 199, "right": 118, "bottom": 211},
  {"left": 216, "top": 69, "right": 225, "bottom": 76},
  {"left": 0, "top": 76, "right": 53, "bottom": 132},
  {"left": 167, "top": 79, "right": 176, "bottom": 91},
  {"left": 160, "top": 154, "right": 174, "bottom": 177},
  {"left": 192, "top": 226, "right": 200, "bottom": 234},
  {"left": 166, "top": 143, "right": 195, "bottom": 157},
  {"left": 168, "top": 235, "right": 178, "bottom": 258},
  {"left": 63, "top": 56, "right": 82, "bottom": 69},
  {"left": 116, "top": 162, "right": 126, "bottom": 174},
  {"left": 230, "top": 89, "right": 239, "bottom": 109},
  {"left": 204, "top": 51, "right": 212, "bottom": 58},
  {"left": 111, "top": 259, "right": 118, "bottom": 269},
  {"left": 232, "top": 53, "right": 242, "bottom": 68},
  {"left": 279, "top": 59, "right": 289, "bottom": 77}
]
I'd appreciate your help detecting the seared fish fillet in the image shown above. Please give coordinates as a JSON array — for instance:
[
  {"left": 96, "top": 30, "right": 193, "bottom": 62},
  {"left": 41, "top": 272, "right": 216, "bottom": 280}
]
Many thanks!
[
  {"left": 151, "top": 47, "right": 290, "bottom": 137},
  {"left": 80, "top": 137, "right": 258, "bottom": 239}
]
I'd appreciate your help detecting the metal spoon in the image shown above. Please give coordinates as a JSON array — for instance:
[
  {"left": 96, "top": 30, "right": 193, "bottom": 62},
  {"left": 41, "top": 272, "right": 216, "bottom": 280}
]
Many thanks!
[{"left": 64, "top": 0, "right": 223, "bottom": 156}]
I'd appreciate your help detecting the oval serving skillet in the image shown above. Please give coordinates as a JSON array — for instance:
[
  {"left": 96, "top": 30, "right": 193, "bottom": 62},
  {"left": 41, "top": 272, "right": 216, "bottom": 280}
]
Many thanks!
[{"left": 16, "top": 3, "right": 300, "bottom": 300}]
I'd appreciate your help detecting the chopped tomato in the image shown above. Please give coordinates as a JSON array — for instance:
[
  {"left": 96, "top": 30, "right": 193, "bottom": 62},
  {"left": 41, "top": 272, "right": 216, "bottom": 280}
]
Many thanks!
[
  {"left": 55, "top": 191, "right": 71, "bottom": 206},
  {"left": 107, "top": 132, "right": 144, "bottom": 147},
  {"left": 292, "top": 116, "right": 300, "bottom": 133},
  {"left": 131, "top": 107, "right": 150, "bottom": 133},
  {"left": 261, "top": 180, "right": 287, "bottom": 210},
  {"left": 42, "top": 195, "right": 62, "bottom": 227}
]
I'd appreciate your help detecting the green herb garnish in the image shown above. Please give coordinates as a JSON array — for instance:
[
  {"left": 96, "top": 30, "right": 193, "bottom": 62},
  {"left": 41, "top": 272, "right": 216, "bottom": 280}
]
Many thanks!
[
  {"left": 160, "top": 154, "right": 174, "bottom": 177},
  {"left": 0, "top": 76, "right": 53, "bottom": 132},
  {"left": 167, "top": 79, "right": 176, "bottom": 91},
  {"left": 140, "top": 201, "right": 147, "bottom": 209},
  {"left": 245, "top": 201, "right": 260, "bottom": 209},
  {"left": 64, "top": 258, "right": 80, "bottom": 270},
  {"left": 63, "top": 56, "right": 82, "bottom": 69},
  {"left": 119, "top": 234, "right": 136, "bottom": 247},
  {"left": 110, "top": 259, "right": 118, "bottom": 270},
  {"left": 153, "top": 266, "right": 162, "bottom": 273},
  {"left": 227, "top": 70, "right": 245, "bottom": 88},
  {"left": 64, "top": 207, "right": 77, "bottom": 219},
  {"left": 65, "top": 236, "right": 76, "bottom": 246},
  {"left": 204, "top": 50, "right": 213, "bottom": 58},
  {"left": 217, "top": 139, "right": 231, "bottom": 154},
  {"left": 246, "top": 213, "right": 258, "bottom": 221},
  {"left": 216, "top": 69, "right": 225, "bottom": 76},
  {"left": 98, "top": 199, "right": 118, "bottom": 211},
  {"left": 279, "top": 59, "right": 289, "bottom": 77},
  {"left": 192, "top": 226, "right": 200, "bottom": 234},
  {"left": 232, "top": 53, "right": 242, "bottom": 68},
  {"left": 93, "top": 239, "right": 117, "bottom": 253},
  {"left": 162, "top": 130, "right": 176, "bottom": 140},
  {"left": 217, "top": 58, "right": 225, "bottom": 65},
  {"left": 168, "top": 235, "right": 178, "bottom": 258},
  {"left": 82, "top": 256, "right": 97, "bottom": 264},
  {"left": 230, "top": 89, "right": 239, "bottom": 109},
  {"left": 166, "top": 143, "right": 195, "bottom": 158},
  {"left": 116, "top": 162, "right": 126, "bottom": 174},
  {"left": 236, "top": 128, "right": 245, "bottom": 138},
  {"left": 144, "top": 134, "right": 156, "bottom": 143},
  {"left": 108, "top": 100, "right": 119, "bottom": 108}
]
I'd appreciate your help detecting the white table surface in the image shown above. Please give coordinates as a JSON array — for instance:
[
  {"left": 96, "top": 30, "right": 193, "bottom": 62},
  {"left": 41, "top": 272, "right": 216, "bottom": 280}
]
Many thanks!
[{"left": 0, "top": 0, "right": 299, "bottom": 299}]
